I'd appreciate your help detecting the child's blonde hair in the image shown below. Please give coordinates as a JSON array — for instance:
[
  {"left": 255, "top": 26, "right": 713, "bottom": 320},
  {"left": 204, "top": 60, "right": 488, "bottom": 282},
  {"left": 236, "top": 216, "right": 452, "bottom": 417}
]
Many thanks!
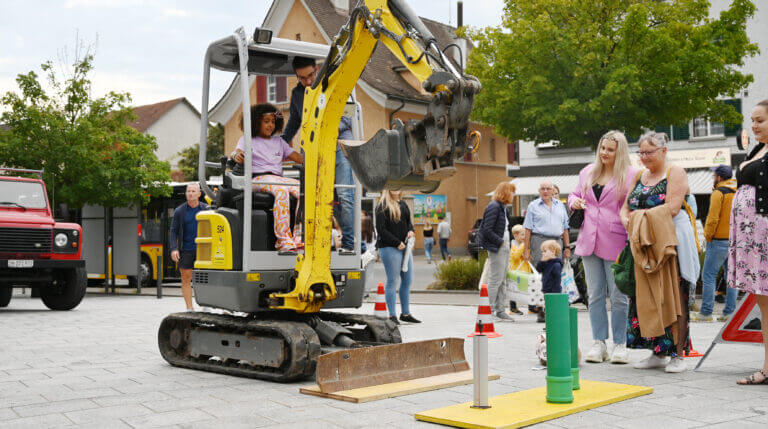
[
  {"left": 540, "top": 239, "right": 562, "bottom": 257},
  {"left": 511, "top": 224, "right": 525, "bottom": 236}
]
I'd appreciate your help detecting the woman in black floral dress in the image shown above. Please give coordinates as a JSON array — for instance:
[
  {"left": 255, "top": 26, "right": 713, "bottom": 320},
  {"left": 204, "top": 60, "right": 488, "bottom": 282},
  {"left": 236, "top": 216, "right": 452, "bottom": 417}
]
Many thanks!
[{"left": 619, "top": 132, "right": 696, "bottom": 373}]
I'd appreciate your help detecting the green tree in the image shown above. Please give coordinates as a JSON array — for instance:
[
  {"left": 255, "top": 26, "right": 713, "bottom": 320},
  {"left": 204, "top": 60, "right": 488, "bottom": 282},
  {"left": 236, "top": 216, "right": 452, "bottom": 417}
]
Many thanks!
[
  {"left": 464, "top": 0, "right": 759, "bottom": 147},
  {"left": 176, "top": 123, "right": 225, "bottom": 182},
  {"left": 0, "top": 48, "right": 171, "bottom": 208}
]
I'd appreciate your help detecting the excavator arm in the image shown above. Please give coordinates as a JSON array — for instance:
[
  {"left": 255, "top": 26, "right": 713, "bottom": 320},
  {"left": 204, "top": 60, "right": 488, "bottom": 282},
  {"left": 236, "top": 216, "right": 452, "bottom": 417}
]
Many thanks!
[{"left": 270, "top": 0, "right": 481, "bottom": 313}]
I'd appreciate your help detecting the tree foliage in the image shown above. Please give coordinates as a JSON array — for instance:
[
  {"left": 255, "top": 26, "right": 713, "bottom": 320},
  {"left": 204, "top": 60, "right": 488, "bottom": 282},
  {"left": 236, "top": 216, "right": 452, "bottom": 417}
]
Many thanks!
[
  {"left": 464, "top": 0, "right": 759, "bottom": 147},
  {"left": 0, "top": 47, "right": 171, "bottom": 208},
  {"left": 176, "top": 123, "right": 225, "bottom": 182}
]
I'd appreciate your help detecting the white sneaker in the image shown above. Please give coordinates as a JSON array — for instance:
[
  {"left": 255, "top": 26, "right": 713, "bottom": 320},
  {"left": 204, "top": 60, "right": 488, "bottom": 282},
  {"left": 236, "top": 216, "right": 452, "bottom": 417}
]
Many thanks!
[
  {"left": 665, "top": 356, "right": 687, "bottom": 373},
  {"left": 585, "top": 340, "right": 609, "bottom": 363},
  {"left": 610, "top": 344, "right": 630, "bottom": 364},
  {"left": 633, "top": 352, "right": 669, "bottom": 369}
]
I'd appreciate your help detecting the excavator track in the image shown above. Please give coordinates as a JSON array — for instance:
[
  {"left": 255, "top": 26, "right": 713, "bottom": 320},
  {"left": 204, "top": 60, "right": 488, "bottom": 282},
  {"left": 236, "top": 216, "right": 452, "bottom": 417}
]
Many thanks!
[{"left": 157, "top": 311, "right": 401, "bottom": 382}]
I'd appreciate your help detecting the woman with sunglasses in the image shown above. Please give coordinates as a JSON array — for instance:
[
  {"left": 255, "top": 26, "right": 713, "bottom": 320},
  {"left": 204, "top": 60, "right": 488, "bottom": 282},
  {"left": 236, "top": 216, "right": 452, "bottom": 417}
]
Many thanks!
[{"left": 619, "top": 132, "right": 699, "bottom": 373}]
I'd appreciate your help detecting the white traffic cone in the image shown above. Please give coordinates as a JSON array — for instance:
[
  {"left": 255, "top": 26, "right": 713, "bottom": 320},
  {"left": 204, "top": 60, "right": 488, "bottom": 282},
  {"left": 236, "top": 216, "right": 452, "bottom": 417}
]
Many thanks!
[{"left": 374, "top": 282, "right": 388, "bottom": 319}]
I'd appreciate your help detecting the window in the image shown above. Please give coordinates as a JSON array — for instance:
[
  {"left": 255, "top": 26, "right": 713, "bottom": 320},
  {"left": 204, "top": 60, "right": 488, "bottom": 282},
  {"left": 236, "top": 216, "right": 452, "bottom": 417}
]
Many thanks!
[
  {"left": 692, "top": 117, "right": 724, "bottom": 138},
  {"left": 267, "top": 76, "right": 277, "bottom": 103},
  {"left": 489, "top": 138, "right": 495, "bottom": 161},
  {"left": 507, "top": 141, "right": 518, "bottom": 164}
]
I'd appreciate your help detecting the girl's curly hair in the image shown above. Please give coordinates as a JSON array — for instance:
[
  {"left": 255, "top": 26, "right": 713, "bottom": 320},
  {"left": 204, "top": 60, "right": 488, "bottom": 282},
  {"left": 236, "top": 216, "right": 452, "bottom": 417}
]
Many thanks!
[{"left": 240, "top": 103, "right": 284, "bottom": 137}]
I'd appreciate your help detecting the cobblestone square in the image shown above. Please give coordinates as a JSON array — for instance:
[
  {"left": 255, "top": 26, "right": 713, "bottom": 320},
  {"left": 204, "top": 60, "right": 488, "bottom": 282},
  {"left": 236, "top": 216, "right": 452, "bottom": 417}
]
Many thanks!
[{"left": 1, "top": 291, "right": 766, "bottom": 428}]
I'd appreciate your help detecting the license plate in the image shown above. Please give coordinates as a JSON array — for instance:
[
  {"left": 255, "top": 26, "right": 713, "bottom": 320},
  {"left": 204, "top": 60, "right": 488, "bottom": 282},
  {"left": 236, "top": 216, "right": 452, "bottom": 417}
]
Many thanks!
[{"left": 8, "top": 260, "right": 33, "bottom": 268}]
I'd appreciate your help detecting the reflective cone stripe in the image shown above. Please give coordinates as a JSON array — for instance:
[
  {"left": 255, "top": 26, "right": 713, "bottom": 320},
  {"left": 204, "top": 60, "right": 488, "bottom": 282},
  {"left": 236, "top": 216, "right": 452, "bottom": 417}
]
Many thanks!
[
  {"left": 374, "top": 282, "right": 388, "bottom": 319},
  {"left": 469, "top": 284, "right": 501, "bottom": 338}
]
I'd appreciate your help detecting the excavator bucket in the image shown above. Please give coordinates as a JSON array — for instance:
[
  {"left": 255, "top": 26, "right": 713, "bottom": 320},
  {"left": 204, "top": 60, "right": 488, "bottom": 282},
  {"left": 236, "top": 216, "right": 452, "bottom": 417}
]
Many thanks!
[
  {"left": 340, "top": 72, "right": 481, "bottom": 194},
  {"left": 340, "top": 120, "right": 441, "bottom": 194},
  {"left": 315, "top": 337, "right": 469, "bottom": 393}
]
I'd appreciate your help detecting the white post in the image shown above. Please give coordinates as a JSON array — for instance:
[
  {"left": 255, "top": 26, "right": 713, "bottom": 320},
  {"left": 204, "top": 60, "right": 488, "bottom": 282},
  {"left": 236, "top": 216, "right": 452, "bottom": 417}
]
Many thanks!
[{"left": 472, "top": 332, "right": 490, "bottom": 409}]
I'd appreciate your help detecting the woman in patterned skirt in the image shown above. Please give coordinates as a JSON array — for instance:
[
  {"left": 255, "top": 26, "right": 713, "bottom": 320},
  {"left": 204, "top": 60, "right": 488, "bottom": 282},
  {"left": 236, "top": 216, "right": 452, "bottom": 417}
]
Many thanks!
[
  {"left": 731, "top": 100, "right": 768, "bottom": 385},
  {"left": 619, "top": 132, "right": 699, "bottom": 373}
]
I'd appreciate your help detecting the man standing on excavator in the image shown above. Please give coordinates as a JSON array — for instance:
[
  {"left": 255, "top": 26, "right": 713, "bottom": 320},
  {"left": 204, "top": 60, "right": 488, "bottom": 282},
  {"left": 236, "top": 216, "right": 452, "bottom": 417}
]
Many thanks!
[{"left": 282, "top": 56, "right": 356, "bottom": 254}]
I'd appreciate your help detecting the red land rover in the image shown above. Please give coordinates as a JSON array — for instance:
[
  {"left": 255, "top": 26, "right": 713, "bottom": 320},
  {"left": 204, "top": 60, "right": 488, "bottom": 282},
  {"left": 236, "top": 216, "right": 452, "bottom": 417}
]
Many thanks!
[{"left": 0, "top": 168, "right": 86, "bottom": 310}]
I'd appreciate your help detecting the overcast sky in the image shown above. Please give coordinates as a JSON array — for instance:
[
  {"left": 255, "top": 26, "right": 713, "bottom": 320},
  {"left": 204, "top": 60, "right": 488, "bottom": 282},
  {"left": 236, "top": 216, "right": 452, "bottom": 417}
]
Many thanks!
[{"left": 0, "top": 0, "right": 505, "bottom": 113}]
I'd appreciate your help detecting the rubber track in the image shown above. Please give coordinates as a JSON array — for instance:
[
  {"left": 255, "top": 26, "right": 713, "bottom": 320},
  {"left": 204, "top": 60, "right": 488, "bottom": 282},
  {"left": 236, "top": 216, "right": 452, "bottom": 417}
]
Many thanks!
[
  {"left": 158, "top": 312, "right": 321, "bottom": 382},
  {"left": 157, "top": 311, "right": 402, "bottom": 382}
]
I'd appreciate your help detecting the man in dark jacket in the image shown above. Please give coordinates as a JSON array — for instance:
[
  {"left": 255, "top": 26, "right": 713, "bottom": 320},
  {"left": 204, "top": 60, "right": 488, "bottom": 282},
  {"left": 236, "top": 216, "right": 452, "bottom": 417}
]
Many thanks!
[
  {"left": 170, "top": 183, "right": 208, "bottom": 310},
  {"left": 282, "top": 56, "right": 356, "bottom": 254}
]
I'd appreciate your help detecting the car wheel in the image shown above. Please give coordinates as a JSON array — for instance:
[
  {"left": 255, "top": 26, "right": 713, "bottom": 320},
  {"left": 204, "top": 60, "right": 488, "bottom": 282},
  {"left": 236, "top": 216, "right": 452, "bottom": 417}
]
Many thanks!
[
  {"left": 0, "top": 288, "right": 12, "bottom": 308},
  {"left": 41, "top": 267, "right": 87, "bottom": 311}
]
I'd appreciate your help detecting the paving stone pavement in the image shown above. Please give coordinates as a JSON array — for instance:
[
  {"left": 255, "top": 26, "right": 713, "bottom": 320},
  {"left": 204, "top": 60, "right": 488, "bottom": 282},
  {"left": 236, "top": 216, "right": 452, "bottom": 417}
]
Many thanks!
[{"left": 2, "top": 292, "right": 768, "bottom": 428}]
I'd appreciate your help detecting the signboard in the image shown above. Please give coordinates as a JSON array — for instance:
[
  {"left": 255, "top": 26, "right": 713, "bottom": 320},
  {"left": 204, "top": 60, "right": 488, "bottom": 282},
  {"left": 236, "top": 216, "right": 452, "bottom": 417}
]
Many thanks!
[
  {"left": 629, "top": 147, "right": 731, "bottom": 169},
  {"left": 413, "top": 194, "right": 447, "bottom": 225},
  {"left": 694, "top": 293, "right": 763, "bottom": 371}
]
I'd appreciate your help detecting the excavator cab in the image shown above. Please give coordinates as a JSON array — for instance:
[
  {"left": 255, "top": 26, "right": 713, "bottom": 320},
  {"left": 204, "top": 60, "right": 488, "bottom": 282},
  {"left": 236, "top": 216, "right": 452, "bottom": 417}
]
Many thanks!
[{"left": 191, "top": 34, "right": 369, "bottom": 312}]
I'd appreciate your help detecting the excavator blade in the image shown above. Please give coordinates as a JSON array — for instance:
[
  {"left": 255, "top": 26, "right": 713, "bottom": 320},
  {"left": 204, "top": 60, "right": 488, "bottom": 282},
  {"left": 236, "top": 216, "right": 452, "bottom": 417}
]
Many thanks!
[{"left": 315, "top": 337, "right": 469, "bottom": 393}]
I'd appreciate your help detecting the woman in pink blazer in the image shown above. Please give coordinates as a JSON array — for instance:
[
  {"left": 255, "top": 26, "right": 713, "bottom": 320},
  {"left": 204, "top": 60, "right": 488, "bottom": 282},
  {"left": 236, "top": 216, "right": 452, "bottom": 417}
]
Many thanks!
[{"left": 568, "top": 130, "right": 639, "bottom": 365}]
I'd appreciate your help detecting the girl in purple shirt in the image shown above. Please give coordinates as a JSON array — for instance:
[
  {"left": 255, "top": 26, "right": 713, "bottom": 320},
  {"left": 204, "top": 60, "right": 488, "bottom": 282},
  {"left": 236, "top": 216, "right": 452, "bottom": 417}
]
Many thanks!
[{"left": 233, "top": 103, "right": 304, "bottom": 251}]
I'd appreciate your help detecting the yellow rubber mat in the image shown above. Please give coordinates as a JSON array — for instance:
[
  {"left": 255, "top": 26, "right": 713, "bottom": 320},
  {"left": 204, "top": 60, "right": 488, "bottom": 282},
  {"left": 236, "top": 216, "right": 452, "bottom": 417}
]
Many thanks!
[{"left": 415, "top": 379, "right": 652, "bottom": 429}]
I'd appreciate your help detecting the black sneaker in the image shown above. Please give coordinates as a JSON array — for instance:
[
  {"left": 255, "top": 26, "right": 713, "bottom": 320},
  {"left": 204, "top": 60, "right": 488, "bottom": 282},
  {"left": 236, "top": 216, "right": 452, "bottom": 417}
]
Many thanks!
[
  {"left": 537, "top": 311, "right": 546, "bottom": 323},
  {"left": 338, "top": 248, "right": 355, "bottom": 255},
  {"left": 389, "top": 316, "right": 400, "bottom": 325},
  {"left": 400, "top": 314, "right": 421, "bottom": 323}
]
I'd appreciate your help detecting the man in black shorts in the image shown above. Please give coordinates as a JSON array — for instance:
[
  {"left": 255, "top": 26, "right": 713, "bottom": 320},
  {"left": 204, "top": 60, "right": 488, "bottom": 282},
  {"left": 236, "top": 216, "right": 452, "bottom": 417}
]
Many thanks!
[{"left": 170, "top": 183, "right": 208, "bottom": 310}]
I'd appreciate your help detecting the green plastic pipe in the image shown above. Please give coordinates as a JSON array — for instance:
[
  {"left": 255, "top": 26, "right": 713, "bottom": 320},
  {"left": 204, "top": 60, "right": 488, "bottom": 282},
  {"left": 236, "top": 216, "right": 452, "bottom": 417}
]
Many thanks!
[
  {"left": 570, "top": 306, "right": 580, "bottom": 390},
  {"left": 545, "top": 293, "right": 573, "bottom": 403}
]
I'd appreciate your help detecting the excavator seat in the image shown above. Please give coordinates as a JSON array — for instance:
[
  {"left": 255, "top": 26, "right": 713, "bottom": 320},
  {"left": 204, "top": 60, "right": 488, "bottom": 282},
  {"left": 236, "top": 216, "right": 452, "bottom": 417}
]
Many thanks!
[{"left": 213, "top": 159, "right": 299, "bottom": 252}]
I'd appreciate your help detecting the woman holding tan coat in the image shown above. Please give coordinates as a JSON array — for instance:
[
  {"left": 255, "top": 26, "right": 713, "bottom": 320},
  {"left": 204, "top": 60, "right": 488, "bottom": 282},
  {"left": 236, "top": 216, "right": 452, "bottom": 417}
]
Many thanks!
[{"left": 620, "top": 132, "right": 699, "bottom": 374}]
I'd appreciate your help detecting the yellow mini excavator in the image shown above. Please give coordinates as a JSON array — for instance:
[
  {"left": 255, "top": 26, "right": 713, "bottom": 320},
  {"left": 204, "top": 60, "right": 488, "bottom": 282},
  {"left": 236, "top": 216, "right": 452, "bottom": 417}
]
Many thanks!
[{"left": 158, "top": 0, "right": 481, "bottom": 383}]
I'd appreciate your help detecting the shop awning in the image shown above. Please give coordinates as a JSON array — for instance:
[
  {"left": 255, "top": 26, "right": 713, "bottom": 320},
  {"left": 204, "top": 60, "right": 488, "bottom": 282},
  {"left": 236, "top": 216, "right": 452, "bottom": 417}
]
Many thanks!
[
  {"left": 490, "top": 168, "right": 715, "bottom": 197},
  {"left": 488, "top": 175, "right": 580, "bottom": 196},
  {"left": 687, "top": 168, "right": 715, "bottom": 195}
]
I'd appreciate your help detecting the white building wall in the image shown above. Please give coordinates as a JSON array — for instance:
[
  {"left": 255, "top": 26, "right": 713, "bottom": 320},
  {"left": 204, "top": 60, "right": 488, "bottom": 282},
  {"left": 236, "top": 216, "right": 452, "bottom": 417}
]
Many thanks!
[
  {"left": 712, "top": 0, "right": 768, "bottom": 133},
  {"left": 145, "top": 103, "right": 201, "bottom": 168}
]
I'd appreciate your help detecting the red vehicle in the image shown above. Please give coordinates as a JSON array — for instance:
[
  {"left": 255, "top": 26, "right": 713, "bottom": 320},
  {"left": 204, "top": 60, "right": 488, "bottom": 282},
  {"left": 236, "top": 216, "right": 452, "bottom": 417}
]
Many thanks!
[{"left": 0, "top": 168, "right": 86, "bottom": 310}]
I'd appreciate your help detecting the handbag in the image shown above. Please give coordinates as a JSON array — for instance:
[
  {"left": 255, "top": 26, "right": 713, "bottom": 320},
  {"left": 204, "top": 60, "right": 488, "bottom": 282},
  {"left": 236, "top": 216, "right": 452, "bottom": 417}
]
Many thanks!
[
  {"left": 568, "top": 208, "right": 584, "bottom": 229},
  {"left": 612, "top": 242, "right": 635, "bottom": 297}
]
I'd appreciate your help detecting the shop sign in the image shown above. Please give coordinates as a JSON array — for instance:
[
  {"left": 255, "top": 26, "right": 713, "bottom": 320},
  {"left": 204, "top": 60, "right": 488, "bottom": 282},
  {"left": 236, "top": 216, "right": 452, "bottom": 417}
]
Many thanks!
[{"left": 630, "top": 147, "right": 731, "bottom": 169}]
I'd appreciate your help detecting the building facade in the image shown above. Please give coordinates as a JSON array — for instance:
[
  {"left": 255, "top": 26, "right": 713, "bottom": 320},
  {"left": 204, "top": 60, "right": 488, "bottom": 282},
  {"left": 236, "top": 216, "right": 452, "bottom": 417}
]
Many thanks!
[{"left": 129, "top": 97, "right": 202, "bottom": 172}]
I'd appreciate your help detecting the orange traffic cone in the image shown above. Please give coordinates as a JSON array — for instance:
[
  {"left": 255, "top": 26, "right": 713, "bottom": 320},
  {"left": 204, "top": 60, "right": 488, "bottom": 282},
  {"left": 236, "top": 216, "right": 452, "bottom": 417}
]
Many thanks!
[
  {"left": 684, "top": 340, "right": 703, "bottom": 358},
  {"left": 468, "top": 284, "right": 501, "bottom": 338},
  {"left": 374, "top": 282, "right": 388, "bottom": 319}
]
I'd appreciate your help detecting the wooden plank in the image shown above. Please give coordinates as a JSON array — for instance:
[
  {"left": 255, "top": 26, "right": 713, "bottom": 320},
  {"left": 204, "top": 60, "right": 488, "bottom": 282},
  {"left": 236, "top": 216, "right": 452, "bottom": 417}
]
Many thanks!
[{"left": 300, "top": 370, "right": 499, "bottom": 403}]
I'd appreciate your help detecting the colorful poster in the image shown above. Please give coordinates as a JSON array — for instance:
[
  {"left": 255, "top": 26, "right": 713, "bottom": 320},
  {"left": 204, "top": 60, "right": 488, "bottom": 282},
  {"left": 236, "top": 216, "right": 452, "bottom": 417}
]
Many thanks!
[{"left": 413, "top": 194, "right": 447, "bottom": 225}]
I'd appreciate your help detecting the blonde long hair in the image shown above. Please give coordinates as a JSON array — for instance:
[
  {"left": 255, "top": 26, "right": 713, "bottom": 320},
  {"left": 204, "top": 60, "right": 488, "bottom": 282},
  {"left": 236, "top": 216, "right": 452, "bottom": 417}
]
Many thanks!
[
  {"left": 590, "top": 130, "right": 630, "bottom": 200},
  {"left": 378, "top": 190, "right": 402, "bottom": 222}
]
